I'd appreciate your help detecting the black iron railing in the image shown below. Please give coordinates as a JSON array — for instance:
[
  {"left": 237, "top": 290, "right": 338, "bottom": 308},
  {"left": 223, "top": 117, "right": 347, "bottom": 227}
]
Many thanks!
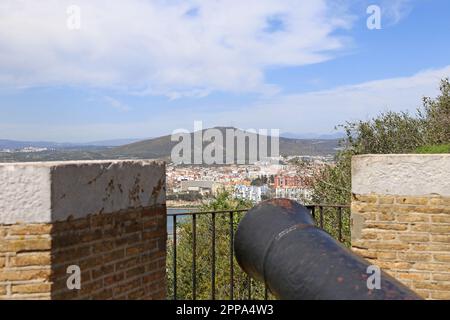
[{"left": 167, "top": 204, "right": 350, "bottom": 300}]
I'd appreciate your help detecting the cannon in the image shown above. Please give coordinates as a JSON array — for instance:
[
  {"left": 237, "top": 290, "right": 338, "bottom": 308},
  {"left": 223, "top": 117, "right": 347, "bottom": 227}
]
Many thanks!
[{"left": 234, "top": 199, "right": 422, "bottom": 300}]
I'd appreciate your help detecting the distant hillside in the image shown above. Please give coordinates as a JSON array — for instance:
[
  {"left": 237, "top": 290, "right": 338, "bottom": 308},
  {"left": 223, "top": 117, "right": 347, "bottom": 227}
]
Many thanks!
[
  {"left": 0, "top": 128, "right": 340, "bottom": 163},
  {"left": 0, "top": 138, "right": 140, "bottom": 150},
  {"left": 104, "top": 127, "right": 340, "bottom": 161},
  {"left": 281, "top": 132, "right": 345, "bottom": 140},
  {"left": 81, "top": 138, "right": 143, "bottom": 147},
  {"left": 0, "top": 139, "right": 78, "bottom": 150}
]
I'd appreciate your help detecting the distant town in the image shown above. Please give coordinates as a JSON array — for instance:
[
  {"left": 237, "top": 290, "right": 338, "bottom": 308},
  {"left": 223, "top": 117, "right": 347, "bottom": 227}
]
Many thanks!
[
  {"left": 166, "top": 155, "right": 334, "bottom": 207},
  {"left": 0, "top": 146, "right": 53, "bottom": 153}
]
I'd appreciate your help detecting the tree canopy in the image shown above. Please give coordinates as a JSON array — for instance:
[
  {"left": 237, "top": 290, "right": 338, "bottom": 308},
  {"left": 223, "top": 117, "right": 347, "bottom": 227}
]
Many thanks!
[{"left": 310, "top": 78, "right": 450, "bottom": 206}]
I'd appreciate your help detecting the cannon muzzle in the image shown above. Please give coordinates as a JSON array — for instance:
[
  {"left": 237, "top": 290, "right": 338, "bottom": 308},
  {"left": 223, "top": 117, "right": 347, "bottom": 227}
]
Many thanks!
[{"left": 234, "top": 199, "right": 422, "bottom": 300}]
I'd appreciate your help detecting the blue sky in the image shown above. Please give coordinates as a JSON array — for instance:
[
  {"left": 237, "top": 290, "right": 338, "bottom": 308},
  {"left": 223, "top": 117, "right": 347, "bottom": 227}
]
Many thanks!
[{"left": 0, "top": 0, "right": 449, "bottom": 142}]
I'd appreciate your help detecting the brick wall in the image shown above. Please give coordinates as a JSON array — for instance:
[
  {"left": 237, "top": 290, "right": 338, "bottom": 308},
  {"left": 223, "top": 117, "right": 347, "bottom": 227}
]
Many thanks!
[
  {"left": 0, "top": 223, "right": 52, "bottom": 299},
  {"left": 352, "top": 155, "right": 450, "bottom": 300},
  {"left": 0, "top": 160, "right": 167, "bottom": 300}
]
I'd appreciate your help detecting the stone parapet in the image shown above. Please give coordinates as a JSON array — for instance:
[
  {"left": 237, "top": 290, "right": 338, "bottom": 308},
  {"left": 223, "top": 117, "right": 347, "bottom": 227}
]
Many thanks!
[
  {"left": 352, "top": 155, "right": 450, "bottom": 300},
  {"left": 0, "top": 160, "right": 167, "bottom": 300}
]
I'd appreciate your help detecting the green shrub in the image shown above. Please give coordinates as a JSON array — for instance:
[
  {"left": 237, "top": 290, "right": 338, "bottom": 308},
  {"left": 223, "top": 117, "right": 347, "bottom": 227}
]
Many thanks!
[
  {"left": 308, "top": 78, "right": 450, "bottom": 208},
  {"left": 415, "top": 144, "right": 450, "bottom": 154}
]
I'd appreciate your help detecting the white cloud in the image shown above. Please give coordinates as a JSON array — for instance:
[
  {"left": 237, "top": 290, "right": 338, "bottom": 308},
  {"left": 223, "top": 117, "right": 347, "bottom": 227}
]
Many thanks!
[
  {"left": 103, "top": 96, "right": 131, "bottom": 112},
  {"left": 191, "top": 65, "right": 450, "bottom": 133},
  {"left": 234, "top": 66, "right": 450, "bottom": 133},
  {"left": 381, "top": 0, "right": 414, "bottom": 25},
  {"left": 0, "top": 0, "right": 354, "bottom": 97},
  {"left": 3, "top": 65, "right": 446, "bottom": 142}
]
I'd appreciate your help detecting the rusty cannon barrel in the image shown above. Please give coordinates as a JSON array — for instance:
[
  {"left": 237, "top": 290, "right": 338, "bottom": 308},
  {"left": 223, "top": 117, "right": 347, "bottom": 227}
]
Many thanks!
[{"left": 234, "top": 199, "right": 422, "bottom": 300}]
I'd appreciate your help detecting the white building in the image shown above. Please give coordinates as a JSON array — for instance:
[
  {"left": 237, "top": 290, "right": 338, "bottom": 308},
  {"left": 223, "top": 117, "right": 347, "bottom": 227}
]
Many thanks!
[
  {"left": 234, "top": 185, "right": 269, "bottom": 203},
  {"left": 180, "top": 180, "right": 219, "bottom": 195},
  {"left": 275, "top": 187, "right": 312, "bottom": 202}
]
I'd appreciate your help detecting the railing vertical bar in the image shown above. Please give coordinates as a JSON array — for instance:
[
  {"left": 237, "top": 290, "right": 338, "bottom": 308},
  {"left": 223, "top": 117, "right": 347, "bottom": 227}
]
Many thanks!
[
  {"left": 319, "top": 206, "right": 324, "bottom": 229},
  {"left": 172, "top": 215, "right": 177, "bottom": 300},
  {"left": 211, "top": 212, "right": 216, "bottom": 300},
  {"left": 247, "top": 274, "right": 251, "bottom": 300},
  {"left": 338, "top": 207, "right": 343, "bottom": 242},
  {"left": 229, "top": 211, "right": 234, "bottom": 300},
  {"left": 192, "top": 214, "right": 197, "bottom": 300},
  {"left": 311, "top": 206, "right": 316, "bottom": 220}
]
